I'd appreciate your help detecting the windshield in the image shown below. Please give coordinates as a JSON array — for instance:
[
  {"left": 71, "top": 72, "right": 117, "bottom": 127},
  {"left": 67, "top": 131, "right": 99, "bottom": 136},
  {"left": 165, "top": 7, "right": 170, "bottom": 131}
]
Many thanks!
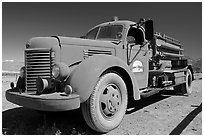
[
  {"left": 97, "top": 25, "right": 123, "bottom": 41},
  {"left": 85, "top": 24, "right": 123, "bottom": 41}
]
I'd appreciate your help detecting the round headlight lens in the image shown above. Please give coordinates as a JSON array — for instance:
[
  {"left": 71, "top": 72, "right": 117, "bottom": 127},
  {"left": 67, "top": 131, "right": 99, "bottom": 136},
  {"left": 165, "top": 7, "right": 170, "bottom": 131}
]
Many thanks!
[
  {"left": 20, "top": 67, "right": 25, "bottom": 78},
  {"left": 52, "top": 63, "right": 70, "bottom": 80},
  {"left": 52, "top": 65, "right": 60, "bottom": 78}
]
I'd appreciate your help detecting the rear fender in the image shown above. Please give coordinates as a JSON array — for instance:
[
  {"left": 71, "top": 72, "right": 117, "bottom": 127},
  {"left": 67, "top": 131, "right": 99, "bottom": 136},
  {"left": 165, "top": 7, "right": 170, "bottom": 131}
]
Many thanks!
[{"left": 67, "top": 55, "right": 140, "bottom": 103}]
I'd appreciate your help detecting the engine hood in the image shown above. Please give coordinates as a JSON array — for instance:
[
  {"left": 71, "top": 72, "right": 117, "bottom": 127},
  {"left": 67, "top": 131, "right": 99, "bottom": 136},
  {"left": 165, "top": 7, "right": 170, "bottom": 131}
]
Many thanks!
[
  {"left": 26, "top": 36, "right": 117, "bottom": 66},
  {"left": 58, "top": 36, "right": 117, "bottom": 48},
  {"left": 27, "top": 36, "right": 117, "bottom": 49},
  {"left": 27, "top": 37, "right": 60, "bottom": 49},
  {"left": 58, "top": 36, "right": 117, "bottom": 67}
]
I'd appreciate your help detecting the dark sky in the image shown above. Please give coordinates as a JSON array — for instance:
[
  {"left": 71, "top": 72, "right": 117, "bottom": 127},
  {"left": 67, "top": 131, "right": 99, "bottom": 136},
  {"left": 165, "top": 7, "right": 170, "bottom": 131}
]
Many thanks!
[{"left": 2, "top": 2, "right": 202, "bottom": 61}]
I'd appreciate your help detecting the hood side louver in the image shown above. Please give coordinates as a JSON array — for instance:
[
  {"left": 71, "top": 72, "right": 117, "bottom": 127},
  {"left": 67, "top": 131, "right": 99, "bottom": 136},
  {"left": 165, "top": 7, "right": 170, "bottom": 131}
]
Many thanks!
[{"left": 83, "top": 49, "right": 112, "bottom": 59}]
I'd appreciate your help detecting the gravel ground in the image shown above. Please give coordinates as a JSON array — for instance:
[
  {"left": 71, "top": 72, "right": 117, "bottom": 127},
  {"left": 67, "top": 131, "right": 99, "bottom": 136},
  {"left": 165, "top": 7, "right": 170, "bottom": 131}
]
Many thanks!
[{"left": 2, "top": 74, "right": 202, "bottom": 135}]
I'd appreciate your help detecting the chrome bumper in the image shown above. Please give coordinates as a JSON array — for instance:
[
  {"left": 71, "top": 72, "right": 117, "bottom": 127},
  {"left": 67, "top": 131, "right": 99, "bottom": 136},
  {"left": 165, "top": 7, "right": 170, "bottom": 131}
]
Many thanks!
[{"left": 6, "top": 89, "right": 80, "bottom": 111}]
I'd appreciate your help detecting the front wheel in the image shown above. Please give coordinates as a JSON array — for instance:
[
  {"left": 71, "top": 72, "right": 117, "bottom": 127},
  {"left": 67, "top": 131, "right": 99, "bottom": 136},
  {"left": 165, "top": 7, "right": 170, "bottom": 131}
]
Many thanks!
[
  {"left": 81, "top": 72, "right": 128, "bottom": 133},
  {"left": 174, "top": 69, "right": 193, "bottom": 95}
]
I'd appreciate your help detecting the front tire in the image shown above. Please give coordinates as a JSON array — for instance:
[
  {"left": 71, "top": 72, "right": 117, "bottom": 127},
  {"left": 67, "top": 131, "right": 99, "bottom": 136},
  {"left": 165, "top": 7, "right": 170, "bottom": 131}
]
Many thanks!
[{"left": 81, "top": 72, "right": 128, "bottom": 133}]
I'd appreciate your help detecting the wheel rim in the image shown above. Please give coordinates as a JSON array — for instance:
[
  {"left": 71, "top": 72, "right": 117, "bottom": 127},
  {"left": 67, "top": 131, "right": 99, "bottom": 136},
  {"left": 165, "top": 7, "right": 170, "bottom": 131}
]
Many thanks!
[{"left": 99, "top": 84, "right": 122, "bottom": 119}]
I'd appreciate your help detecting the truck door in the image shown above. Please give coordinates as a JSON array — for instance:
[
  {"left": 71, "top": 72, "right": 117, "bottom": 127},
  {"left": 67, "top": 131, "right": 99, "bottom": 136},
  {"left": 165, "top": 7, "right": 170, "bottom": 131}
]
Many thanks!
[{"left": 126, "top": 27, "right": 150, "bottom": 89}]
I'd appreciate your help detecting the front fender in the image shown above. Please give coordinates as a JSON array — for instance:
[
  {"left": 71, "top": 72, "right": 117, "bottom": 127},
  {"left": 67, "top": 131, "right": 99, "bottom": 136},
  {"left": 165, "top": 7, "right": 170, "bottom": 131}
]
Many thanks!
[{"left": 67, "top": 55, "right": 140, "bottom": 103}]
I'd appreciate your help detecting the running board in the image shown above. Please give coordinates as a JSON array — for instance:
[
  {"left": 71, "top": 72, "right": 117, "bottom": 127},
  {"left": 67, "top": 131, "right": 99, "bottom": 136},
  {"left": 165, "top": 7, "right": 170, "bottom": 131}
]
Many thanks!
[
  {"left": 140, "top": 88, "right": 160, "bottom": 98},
  {"left": 140, "top": 86, "right": 174, "bottom": 98}
]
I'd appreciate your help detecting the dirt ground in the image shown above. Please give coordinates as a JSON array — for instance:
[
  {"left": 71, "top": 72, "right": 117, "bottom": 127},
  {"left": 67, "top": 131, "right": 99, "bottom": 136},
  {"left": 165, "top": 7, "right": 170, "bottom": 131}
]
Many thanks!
[{"left": 2, "top": 74, "right": 202, "bottom": 135}]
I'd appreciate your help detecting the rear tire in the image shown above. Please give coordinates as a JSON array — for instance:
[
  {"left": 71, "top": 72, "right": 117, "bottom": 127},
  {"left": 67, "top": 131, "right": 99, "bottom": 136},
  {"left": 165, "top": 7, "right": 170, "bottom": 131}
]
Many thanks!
[
  {"left": 81, "top": 72, "right": 128, "bottom": 133},
  {"left": 174, "top": 69, "right": 192, "bottom": 95}
]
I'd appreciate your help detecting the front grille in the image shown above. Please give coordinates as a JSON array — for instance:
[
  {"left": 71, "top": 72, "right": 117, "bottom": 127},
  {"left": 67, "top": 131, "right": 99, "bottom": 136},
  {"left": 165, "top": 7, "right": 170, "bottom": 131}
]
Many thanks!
[{"left": 25, "top": 48, "right": 55, "bottom": 92}]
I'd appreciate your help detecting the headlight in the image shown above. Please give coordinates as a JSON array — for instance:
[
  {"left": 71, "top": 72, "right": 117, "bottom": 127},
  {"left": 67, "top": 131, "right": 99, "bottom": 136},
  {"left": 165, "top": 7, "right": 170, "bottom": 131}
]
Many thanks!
[
  {"left": 52, "top": 63, "right": 70, "bottom": 80},
  {"left": 52, "top": 65, "right": 60, "bottom": 78},
  {"left": 20, "top": 67, "right": 25, "bottom": 78}
]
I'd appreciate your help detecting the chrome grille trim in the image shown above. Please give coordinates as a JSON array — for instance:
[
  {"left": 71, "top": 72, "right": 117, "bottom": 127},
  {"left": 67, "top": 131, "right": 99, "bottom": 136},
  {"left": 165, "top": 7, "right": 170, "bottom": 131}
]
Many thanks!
[{"left": 25, "top": 48, "right": 55, "bottom": 92}]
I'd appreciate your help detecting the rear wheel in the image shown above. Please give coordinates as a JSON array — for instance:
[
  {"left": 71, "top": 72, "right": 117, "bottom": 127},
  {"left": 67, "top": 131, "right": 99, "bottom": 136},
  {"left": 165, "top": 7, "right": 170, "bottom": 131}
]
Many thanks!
[
  {"left": 81, "top": 72, "right": 128, "bottom": 133},
  {"left": 174, "top": 69, "right": 192, "bottom": 95}
]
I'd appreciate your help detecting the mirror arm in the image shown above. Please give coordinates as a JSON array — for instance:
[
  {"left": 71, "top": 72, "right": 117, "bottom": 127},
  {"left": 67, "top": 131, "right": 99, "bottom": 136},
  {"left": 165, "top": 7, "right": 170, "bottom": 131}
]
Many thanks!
[
  {"left": 126, "top": 43, "right": 129, "bottom": 65},
  {"left": 128, "top": 41, "right": 149, "bottom": 65},
  {"left": 128, "top": 45, "right": 133, "bottom": 64},
  {"left": 126, "top": 43, "right": 134, "bottom": 65}
]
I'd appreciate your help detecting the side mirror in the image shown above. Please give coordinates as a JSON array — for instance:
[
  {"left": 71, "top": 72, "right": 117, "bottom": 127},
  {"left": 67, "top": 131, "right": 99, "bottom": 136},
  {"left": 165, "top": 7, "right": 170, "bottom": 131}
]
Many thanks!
[{"left": 145, "top": 20, "right": 154, "bottom": 40}]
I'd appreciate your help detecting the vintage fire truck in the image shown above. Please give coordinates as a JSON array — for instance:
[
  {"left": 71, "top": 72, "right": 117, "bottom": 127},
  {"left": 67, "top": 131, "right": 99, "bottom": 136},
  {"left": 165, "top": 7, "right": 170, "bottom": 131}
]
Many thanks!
[{"left": 6, "top": 18, "right": 193, "bottom": 133}]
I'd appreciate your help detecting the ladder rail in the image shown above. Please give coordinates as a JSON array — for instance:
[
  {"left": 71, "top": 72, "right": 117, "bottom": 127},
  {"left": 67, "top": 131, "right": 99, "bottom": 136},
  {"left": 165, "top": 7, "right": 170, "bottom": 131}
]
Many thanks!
[{"left": 154, "top": 32, "right": 181, "bottom": 47}]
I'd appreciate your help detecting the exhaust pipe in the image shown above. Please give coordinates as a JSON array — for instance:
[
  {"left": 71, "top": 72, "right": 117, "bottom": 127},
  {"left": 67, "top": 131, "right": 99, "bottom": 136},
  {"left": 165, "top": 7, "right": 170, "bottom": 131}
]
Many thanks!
[{"left": 36, "top": 77, "right": 49, "bottom": 94}]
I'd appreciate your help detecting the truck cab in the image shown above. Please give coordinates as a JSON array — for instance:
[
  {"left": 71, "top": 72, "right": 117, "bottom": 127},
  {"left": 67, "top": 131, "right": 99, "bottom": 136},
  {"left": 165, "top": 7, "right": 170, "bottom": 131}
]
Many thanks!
[
  {"left": 6, "top": 18, "right": 193, "bottom": 133},
  {"left": 84, "top": 19, "right": 152, "bottom": 89}
]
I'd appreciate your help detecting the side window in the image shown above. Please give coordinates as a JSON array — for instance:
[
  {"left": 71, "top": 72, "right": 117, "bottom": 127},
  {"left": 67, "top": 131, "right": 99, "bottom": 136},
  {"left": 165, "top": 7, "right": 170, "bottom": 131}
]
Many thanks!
[
  {"left": 85, "top": 27, "right": 99, "bottom": 40},
  {"left": 127, "top": 27, "right": 145, "bottom": 45}
]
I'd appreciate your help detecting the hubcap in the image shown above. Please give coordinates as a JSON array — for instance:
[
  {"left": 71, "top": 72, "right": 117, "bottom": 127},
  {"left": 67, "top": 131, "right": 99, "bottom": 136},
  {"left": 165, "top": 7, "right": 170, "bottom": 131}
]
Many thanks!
[{"left": 100, "top": 84, "right": 121, "bottom": 118}]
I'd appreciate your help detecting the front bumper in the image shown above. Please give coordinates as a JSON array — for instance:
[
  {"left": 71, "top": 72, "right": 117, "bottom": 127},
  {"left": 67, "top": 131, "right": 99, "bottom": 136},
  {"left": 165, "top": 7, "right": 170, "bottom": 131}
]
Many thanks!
[{"left": 6, "top": 89, "right": 80, "bottom": 111}]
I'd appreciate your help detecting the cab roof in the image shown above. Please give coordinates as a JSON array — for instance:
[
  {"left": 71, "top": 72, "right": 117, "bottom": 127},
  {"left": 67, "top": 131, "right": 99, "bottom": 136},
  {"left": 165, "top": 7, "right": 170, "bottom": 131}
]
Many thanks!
[{"left": 89, "top": 20, "right": 136, "bottom": 32}]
